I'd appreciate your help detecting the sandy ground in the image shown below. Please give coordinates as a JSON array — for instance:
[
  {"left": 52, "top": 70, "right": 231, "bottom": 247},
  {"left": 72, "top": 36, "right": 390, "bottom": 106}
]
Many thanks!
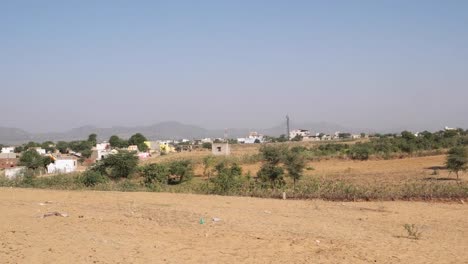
[{"left": 0, "top": 188, "right": 467, "bottom": 263}]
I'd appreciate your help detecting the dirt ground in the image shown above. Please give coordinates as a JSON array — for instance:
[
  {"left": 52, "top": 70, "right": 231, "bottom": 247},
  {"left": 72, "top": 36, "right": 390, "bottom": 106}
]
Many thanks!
[{"left": 0, "top": 188, "right": 466, "bottom": 263}]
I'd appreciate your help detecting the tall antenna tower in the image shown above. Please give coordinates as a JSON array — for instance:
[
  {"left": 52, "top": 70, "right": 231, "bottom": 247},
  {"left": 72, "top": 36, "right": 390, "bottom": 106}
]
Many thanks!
[{"left": 286, "top": 115, "right": 290, "bottom": 140}]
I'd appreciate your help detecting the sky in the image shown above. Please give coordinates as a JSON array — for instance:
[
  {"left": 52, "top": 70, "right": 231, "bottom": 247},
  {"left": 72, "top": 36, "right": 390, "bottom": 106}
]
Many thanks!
[{"left": 1, "top": 0, "right": 467, "bottom": 133}]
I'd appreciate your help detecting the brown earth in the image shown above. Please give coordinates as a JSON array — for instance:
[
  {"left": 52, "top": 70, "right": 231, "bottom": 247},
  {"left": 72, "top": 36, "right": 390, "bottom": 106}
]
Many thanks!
[{"left": 1, "top": 188, "right": 467, "bottom": 263}]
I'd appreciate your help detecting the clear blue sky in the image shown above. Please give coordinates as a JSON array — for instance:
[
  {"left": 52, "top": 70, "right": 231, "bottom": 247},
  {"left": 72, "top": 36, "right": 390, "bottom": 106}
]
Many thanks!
[{"left": 1, "top": 0, "right": 467, "bottom": 132}]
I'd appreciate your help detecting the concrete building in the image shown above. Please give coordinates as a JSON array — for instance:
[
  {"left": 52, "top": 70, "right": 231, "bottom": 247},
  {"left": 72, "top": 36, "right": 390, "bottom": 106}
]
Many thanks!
[
  {"left": 0, "top": 153, "right": 18, "bottom": 169},
  {"left": 289, "top": 129, "right": 310, "bottom": 139},
  {"left": 94, "top": 142, "right": 112, "bottom": 161},
  {"left": 47, "top": 157, "right": 78, "bottom": 174},
  {"left": 127, "top": 145, "right": 139, "bottom": 152},
  {"left": 34, "top": 147, "right": 47, "bottom": 155},
  {"left": 1, "top": 147, "right": 15, "bottom": 154},
  {"left": 5, "top": 166, "right": 26, "bottom": 179},
  {"left": 212, "top": 143, "right": 230, "bottom": 156}
]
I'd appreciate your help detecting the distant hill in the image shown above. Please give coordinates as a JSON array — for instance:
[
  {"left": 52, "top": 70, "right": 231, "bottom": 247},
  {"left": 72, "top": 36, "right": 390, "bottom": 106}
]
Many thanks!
[{"left": 0, "top": 121, "right": 362, "bottom": 145}]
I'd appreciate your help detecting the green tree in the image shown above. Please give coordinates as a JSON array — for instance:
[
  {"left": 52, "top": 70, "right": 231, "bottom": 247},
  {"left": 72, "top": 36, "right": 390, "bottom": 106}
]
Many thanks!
[
  {"left": 80, "top": 170, "right": 108, "bottom": 187},
  {"left": 24, "top": 141, "right": 39, "bottom": 150},
  {"left": 56, "top": 141, "right": 69, "bottom": 154},
  {"left": 88, "top": 134, "right": 97, "bottom": 146},
  {"left": 14, "top": 146, "right": 24, "bottom": 153},
  {"left": 259, "top": 145, "right": 286, "bottom": 165},
  {"left": 19, "top": 149, "right": 44, "bottom": 171},
  {"left": 168, "top": 160, "right": 193, "bottom": 184},
  {"left": 257, "top": 163, "right": 285, "bottom": 188},
  {"left": 202, "top": 142, "right": 212, "bottom": 150},
  {"left": 128, "top": 133, "right": 148, "bottom": 152},
  {"left": 446, "top": 146, "right": 468, "bottom": 179},
  {"left": 284, "top": 151, "right": 306, "bottom": 189},
  {"left": 102, "top": 151, "right": 139, "bottom": 178},
  {"left": 140, "top": 163, "right": 170, "bottom": 187},
  {"left": 128, "top": 133, "right": 147, "bottom": 145},
  {"left": 210, "top": 162, "right": 243, "bottom": 195},
  {"left": 41, "top": 141, "right": 56, "bottom": 153}
]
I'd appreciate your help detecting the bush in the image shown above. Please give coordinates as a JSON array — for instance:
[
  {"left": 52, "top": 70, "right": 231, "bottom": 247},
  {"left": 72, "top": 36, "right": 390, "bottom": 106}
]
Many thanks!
[
  {"left": 140, "top": 163, "right": 170, "bottom": 187},
  {"left": 101, "top": 151, "right": 139, "bottom": 178},
  {"left": 348, "top": 143, "right": 371, "bottom": 160},
  {"left": 257, "top": 163, "right": 285, "bottom": 188},
  {"left": 80, "top": 170, "right": 108, "bottom": 187},
  {"left": 202, "top": 142, "right": 212, "bottom": 150},
  {"left": 168, "top": 160, "right": 194, "bottom": 184},
  {"left": 209, "top": 163, "right": 244, "bottom": 195}
]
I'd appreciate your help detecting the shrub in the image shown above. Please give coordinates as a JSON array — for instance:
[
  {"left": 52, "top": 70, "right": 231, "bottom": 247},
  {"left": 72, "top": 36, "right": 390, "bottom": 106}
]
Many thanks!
[
  {"left": 80, "top": 170, "right": 108, "bottom": 187},
  {"left": 140, "top": 163, "right": 170, "bottom": 187},
  {"left": 101, "top": 151, "right": 139, "bottom": 178},
  {"left": 210, "top": 162, "right": 244, "bottom": 195},
  {"left": 348, "top": 143, "right": 371, "bottom": 160},
  {"left": 202, "top": 142, "right": 212, "bottom": 150},
  {"left": 168, "top": 160, "right": 193, "bottom": 184},
  {"left": 446, "top": 146, "right": 468, "bottom": 179},
  {"left": 257, "top": 163, "right": 285, "bottom": 188}
]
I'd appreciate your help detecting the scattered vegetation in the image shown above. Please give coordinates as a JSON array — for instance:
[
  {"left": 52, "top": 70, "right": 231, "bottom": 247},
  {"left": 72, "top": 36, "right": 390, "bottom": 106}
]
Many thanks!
[
  {"left": 403, "top": 224, "right": 423, "bottom": 240},
  {"left": 445, "top": 146, "right": 468, "bottom": 179}
]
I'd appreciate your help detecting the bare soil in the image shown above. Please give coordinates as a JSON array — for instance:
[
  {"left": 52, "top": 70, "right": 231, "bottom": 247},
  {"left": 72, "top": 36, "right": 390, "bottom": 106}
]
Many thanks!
[{"left": 0, "top": 188, "right": 466, "bottom": 263}]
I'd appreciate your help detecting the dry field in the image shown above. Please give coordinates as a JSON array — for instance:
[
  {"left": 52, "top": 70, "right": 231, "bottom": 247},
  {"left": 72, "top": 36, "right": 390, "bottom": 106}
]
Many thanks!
[
  {"left": 144, "top": 143, "right": 462, "bottom": 185},
  {"left": 0, "top": 188, "right": 466, "bottom": 264}
]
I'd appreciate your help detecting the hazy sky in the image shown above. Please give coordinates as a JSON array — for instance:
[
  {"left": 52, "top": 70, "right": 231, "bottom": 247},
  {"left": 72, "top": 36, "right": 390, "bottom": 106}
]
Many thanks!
[{"left": 1, "top": 0, "right": 467, "bottom": 133}]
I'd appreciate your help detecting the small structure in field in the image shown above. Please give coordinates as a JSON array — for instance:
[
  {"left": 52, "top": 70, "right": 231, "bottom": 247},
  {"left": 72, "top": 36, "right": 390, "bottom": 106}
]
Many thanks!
[{"left": 212, "top": 143, "right": 230, "bottom": 156}]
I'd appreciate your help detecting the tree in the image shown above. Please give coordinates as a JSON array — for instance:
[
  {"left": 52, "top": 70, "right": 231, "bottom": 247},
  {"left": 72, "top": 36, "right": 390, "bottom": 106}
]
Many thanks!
[
  {"left": 88, "top": 134, "right": 97, "bottom": 146},
  {"left": 128, "top": 133, "right": 148, "bottom": 152},
  {"left": 446, "top": 146, "right": 468, "bottom": 180},
  {"left": 19, "top": 149, "right": 44, "bottom": 171},
  {"left": 257, "top": 163, "right": 285, "bottom": 188},
  {"left": 41, "top": 141, "right": 56, "bottom": 153},
  {"left": 56, "top": 141, "right": 69, "bottom": 154},
  {"left": 348, "top": 143, "right": 372, "bottom": 160},
  {"left": 257, "top": 145, "right": 288, "bottom": 188},
  {"left": 284, "top": 151, "right": 306, "bottom": 189},
  {"left": 128, "top": 133, "right": 147, "bottom": 146},
  {"left": 140, "top": 163, "right": 170, "bottom": 187},
  {"left": 259, "top": 145, "right": 286, "bottom": 165},
  {"left": 102, "top": 151, "right": 139, "bottom": 178},
  {"left": 168, "top": 160, "right": 193, "bottom": 184},
  {"left": 14, "top": 146, "right": 24, "bottom": 153},
  {"left": 202, "top": 142, "right": 212, "bottom": 150},
  {"left": 210, "top": 162, "right": 243, "bottom": 195},
  {"left": 24, "top": 141, "right": 39, "bottom": 150}
]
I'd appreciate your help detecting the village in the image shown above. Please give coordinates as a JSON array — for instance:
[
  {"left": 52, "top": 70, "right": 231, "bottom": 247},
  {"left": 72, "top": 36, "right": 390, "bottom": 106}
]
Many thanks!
[{"left": 0, "top": 127, "right": 368, "bottom": 179}]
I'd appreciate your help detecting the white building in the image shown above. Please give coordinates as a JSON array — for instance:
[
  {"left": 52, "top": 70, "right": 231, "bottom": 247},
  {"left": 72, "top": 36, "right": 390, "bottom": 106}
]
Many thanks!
[
  {"left": 35, "top": 147, "right": 47, "bottom": 155},
  {"left": 238, "top": 132, "right": 264, "bottom": 144},
  {"left": 201, "top": 138, "right": 212, "bottom": 143},
  {"left": 94, "top": 142, "right": 112, "bottom": 161},
  {"left": 1, "top": 147, "right": 15, "bottom": 154},
  {"left": 47, "top": 158, "right": 78, "bottom": 174},
  {"left": 5, "top": 166, "right": 26, "bottom": 179},
  {"left": 96, "top": 142, "right": 110, "bottom": 151},
  {"left": 289, "top": 129, "right": 310, "bottom": 139}
]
